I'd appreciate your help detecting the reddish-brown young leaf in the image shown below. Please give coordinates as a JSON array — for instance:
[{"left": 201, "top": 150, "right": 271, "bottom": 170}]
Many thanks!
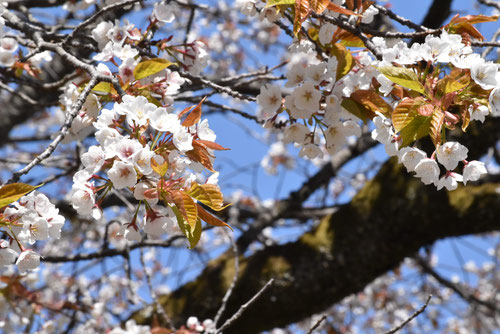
[
  {"left": 445, "top": 14, "right": 499, "bottom": 41},
  {"left": 181, "top": 96, "right": 206, "bottom": 127},
  {"left": 341, "top": 98, "right": 372, "bottom": 122},
  {"left": 294, "top": 0, "right": 311, "bottom": 36},
  {"left": 188, "top": 183, "right": 229, "bottom": 211},
  {"left": 326, "top": 2, "right": 358, "bottom": 16},
  {"left": 430, "top": 109, "right": 445, "bottom": 146},
  {"left": 362, "top": 0, "right": 375, "bottom": 11},
  {"left": 186, "top": 141, "right": 215, "bottom": 172},
  {"left": 417, "top": 103, "right": 434, "bottom": 117},
  {"left": 392, "top": 97, "right": 426, "bottom": 132},
  {"left": 0, "top": 183, "right": 40, "bottom": 209},
  {"left": 350, "top": 90, "right": 392, "bottom": 117},
  {"left": 460, "top": 105, "right": 471, "bottom": 132},
  {"left": 178, "top": 105, "right": 194, "bottom": 118},
  {"left": 150, "top": 157, "right": 169, "bottom": 177},
  {"left": 309, "top": 0, "right": 329, "bottom": 14},
  {"left": 195, "top": 139, "right": 230, "bottom": 151},
  {"left": 441, "top": 92, "right": 457, "bottom": 110},
  {"left": 196, "top": 203, "right": 232, "bottom": 230}
]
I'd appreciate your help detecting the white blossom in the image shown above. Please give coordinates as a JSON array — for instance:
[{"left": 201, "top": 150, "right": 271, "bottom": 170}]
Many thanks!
[
  {"left": 16, "top": 250, "right": 40, "bottom": 274},
  {"left": 463, "top": 160, "right": 487, "bottom": 185},
  {"left": 256, "top": 84, "right": 282, "bottom": 116},
  {"left": 489, "top": 87, "right": 500, "bottom": 116},
  {"left": 285, "top": 63, "right": 306, "bottom": 87},
  {"left": 361, "top": 5, "right": 379, "bottom": 24},
  {"left": 436, "top": 141, "right": 468, "bottom": 170},
  {"left": 318, "top": 23, "right": 336, "bottom": 45},
  {"left": 152, "top": 3, "right": 175, "bottom": 23},
  {"left": 0, "top": 246, "right": 18, "bottom": 267},
  {"left": 173, "top": 127, "right": 194, "bottom": 152},
  {"left": 81, "top": 145, "right": 105, "bottom": 173},
  {"left": 437, "top": 173, "right": 463, "bottom": 191},
  {"left": 72, "top": 188, "right": 95, "bottom": 216},
  {"left": 299, "top": 144, "right": 323, "bottom": 159},
  {"left": 414, "top": 158, "right": 440, "bottom": 185},
  {"left": 107, "top": 161, "right": 137, "bottom": 189},
  {"left": 470, "top": 60, "right": 499, "bottom": 90},
  {"left": 469, "top": 104, "right": 489, "bottom": 123},
  {"left": 149, "top": 107, "right": 181, "bottom": 132},
  {"left": 398, "top": 147, "right": 427, "bottom": 172},
  {"left": 293, "top": 81, "right": 321, "bottom": 113},
  {"left": 283, "top": 123, "right": 309, "bottom": 144}
]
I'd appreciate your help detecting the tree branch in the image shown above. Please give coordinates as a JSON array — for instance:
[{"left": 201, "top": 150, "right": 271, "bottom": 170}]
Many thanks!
[{"left": 131, "top": 153, "right": 500, "bottom": 333}]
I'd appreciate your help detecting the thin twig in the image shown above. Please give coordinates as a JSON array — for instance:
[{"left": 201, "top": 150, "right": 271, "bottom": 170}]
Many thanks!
[
  {"left": 480, "top": 26, "right": 500, "bottom": 58},
  {"left": 383, "top": 295, "right": 432, "bottom": 334},
  {"left": 42, "top": 236, "right": 184, "bottom": 263},
  {"left": 180, "top": 71, "right": 257, "bottom": 101},
  {"left": 416, "top": 257, "right": 499, "bottom": 313},
  {"left": 374, "top": 4, "right": 429, "bottom": 32},
  {"left": 216, "top": 279, "right": 275, "bottom": 333},
  {"left": 213, "top": 232, "right": 239, "bottom": 327},
  {"left": 139, "top": 248, "right": 176, "bottom": 330},
  {"left": 306, "top": 315, "right": 327, "bottom": 334},
  {"left": 7, "top": 76, "right": 99, "bottom": 184},
  {"left": 64, "top": 0, "right": 142, "bottom": 46},
  {"left": 478, "top": 0, "right": 500, "bottom": 11}
]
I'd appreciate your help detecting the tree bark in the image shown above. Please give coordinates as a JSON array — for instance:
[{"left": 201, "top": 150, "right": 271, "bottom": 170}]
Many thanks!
[{"left": 132, "top": 156, "right": 500, "bottom": 333}]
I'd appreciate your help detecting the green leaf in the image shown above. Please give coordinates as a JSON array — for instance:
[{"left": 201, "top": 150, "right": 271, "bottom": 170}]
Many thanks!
[
  {"left": 341, "top": 98, "right": 371, "bottom": 123},
  {"left": 378, "top": 66, "right": 425, "bottom": 94},
  {"left": 0, "top": 183, "right": 39, "bottom": 208},
  {"left": 265, "top": 0, "right": 295, "bottom": 7},
  {"left": 172, "top": 191, "right": 198, "bottom": 229},
  {"left": 392, "top": 97, "right": 426, "bottom": 132},
  {"left": 435, "top": 76, "right": 469, "bottom": 97},
  {"left": 172, "top": 207, "right": 202, "bottom": 249},
  {"left": 188, "top": 183, "right": 229, "bottom": 211},
  {"left": 332, "top": 43, "right": 354, "bottom": 81},
  {"left": 133, "top": 58, "right": 173, "bottom": 80},
  {"left": 400, "top": 115, "right": 431, "bottom": 147},
  {"left": 92, "top": 82, "right": 112, "bottom": 93},
  {"left": 150, "top": 158, "right": 168, "bottom": 177}
]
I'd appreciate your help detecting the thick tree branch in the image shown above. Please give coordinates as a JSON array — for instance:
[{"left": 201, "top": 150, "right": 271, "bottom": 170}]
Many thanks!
[{"left": 131, "top": 151, "right": 500, "bottom": 333}]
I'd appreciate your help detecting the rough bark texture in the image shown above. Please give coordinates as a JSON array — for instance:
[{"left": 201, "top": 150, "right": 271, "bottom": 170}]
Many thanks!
[{"left": 132, "top": 156, "right": 500, "bottom": 333}]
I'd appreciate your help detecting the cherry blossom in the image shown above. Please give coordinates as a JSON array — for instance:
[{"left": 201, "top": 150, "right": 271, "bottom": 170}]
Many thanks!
[
  {"left": 437, "top": 172, "right": 463, "bottom": 191},
  {"left": 463, "top": 160, "right": 487, "bottom": 185},
  {"left": 283, "top": 123, "right": 309, "bottom": 144},
  {"left": 414, "top": 158, "right": 440, "bottom": 185},
  {"left": 470, "top": 60, "right": 499, "bottom": 90},
  {"left": 16, "top": 250, "right": 40, "bottom": 274},
  {"left": 107, "top": 161, "right": 138, "bottom": 189},
  {"left": 293, "top": 81, "right": 321, "bottom": 113},
  {"left": 436, "top": 142, "right": 468, "bottom": 171},
  {"left": 257, "top": 84, "right": 282, "bottom": 117},
  {"left": 398, "top": 147, "right": 427, "bottom": 172}
]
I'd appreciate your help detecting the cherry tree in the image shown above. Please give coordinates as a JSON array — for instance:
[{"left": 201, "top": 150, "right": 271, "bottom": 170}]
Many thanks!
[{"left": 0, "top": 0, "right": 499, "bottom": 333}]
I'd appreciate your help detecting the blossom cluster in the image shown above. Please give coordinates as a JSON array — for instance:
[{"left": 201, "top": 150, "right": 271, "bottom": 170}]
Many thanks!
[
  {"left": 256, "top": 3, "right": 497, "bottom": 189},
  {"left": 0, "top": 191, "right": 65, "bottom": 273},
  {"left": 257, "top": 50, "right": 362, "bottom": 165},
  {"left": 71, "top": 91, "right": 221, "bottom": 242},
  {"left": 0, "top": 6, "right": 52, "bottom": 68}
]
